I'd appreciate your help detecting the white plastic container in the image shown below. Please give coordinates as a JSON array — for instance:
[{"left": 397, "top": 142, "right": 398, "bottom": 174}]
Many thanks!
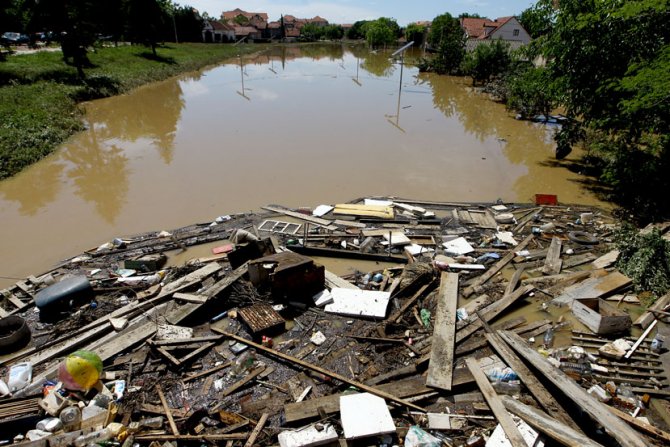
[{"left": 7, "top": 362, "right": 32, "bottom": 392}]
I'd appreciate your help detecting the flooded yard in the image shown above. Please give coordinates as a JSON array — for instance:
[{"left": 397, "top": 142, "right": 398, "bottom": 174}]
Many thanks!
[{"left": 0, "top": 44, "right": 604, "bottom": 286}]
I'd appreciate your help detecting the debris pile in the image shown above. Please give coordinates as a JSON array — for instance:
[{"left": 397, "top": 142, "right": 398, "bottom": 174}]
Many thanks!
[{"left": 1, "top": 196, "right": 669, "bottom": 446}]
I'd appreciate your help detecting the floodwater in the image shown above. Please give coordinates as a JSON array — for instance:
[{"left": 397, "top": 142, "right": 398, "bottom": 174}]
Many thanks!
[{"left": 0, "top": 44, "right": 605, "bottom": 287}]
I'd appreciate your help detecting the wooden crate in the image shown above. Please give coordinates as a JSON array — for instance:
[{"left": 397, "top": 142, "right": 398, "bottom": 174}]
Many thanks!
[{"left": 572, "top": 298, "right": 632, "bottom": 335}]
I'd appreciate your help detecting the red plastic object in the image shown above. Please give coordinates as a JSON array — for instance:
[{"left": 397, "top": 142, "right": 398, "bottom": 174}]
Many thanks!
[
  {"left": 212, "top": 244, "right": 234, "bottom": 255},
  {"left": 535, "top": 194, "right": 558, "bottom": 206}
]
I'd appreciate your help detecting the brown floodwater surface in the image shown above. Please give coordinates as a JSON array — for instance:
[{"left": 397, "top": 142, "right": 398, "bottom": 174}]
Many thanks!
[{"left": 0, "top": 44, "right": 606, "bottom": 287}]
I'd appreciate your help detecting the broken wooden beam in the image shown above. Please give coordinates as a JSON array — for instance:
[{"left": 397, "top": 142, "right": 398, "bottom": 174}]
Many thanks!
[
  {"left": 498, "top": 331, "right": 648, "bottom": 447},
  {"left": 426, "top": 272, "right": 458, "bottom": 391},
  {"left": 465, "top": 357, "right": 527, "bottom": 447},
  {"left": 243, "top": 412, "right": 269, "bottom": 447},
  {"left": 156, "top": 384, "right": 179, "bottom": 436},
  {"left": 501, "top": 396, "right": 603, "bottom": 447}
]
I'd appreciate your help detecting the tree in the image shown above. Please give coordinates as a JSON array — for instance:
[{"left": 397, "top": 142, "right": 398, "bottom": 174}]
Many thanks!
[
  {"left": 544, "top": 0, "right": 670, "bottom": 220},
  {"left": 324, "top": 24, "right": 344, "bottom": 40},
  {"left": 173, "top": 4, "right": 203, "bottom": 42},
  {"left": 365, "top": 19, "right": 396, "bottom": 48},
  {"left": 427, "top": 13, "right": 465, "bottom": 74},
  {"left": 461, "top": 39, "right": 512, "bottom": 85},
  {"left": 376, "top": 17, "right": 401, "bottom": 38},
  {"left": 506, "top": 65, "right": 557, "bottom": 119},
  {"left": 404, "top": 23, "right": 426, "bottom": 47},
  {"left": 125, "top": 0, "right": 169, "bottom": 57},
  {"left": 346, "top": 20, "right": 369, "bottom": 40},
  {"left": 299, "top": 23, "right": 322, "bottom": 41},
  {"left": 27, "top": 0, "right": 99, "bottom": 77},
  {"left": 518, "top": 0, "right": 555, "bottom": 39}
]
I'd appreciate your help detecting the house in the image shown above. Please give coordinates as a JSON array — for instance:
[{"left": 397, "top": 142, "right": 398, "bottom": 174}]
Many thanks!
[
  {"left": 202, "top": 19, "right": 235, "bottom": 43},
  {"left": 460, "top": 16, "right": 531, "bottom": 51},
  {"left": 233, "top": 26, "right": 262, "bottom": 42},
  {"left": 222, "top": 8, "right": 269, "bottom": 24}
]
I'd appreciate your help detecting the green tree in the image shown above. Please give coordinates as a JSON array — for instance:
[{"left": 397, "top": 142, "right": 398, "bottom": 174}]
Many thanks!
[
  {"left": 346, "top": 20, "right": 369, "bottom": 40},
  {"left": 125, "top": 0, "right": 169, "bottom": 57},
  {"left": 299, "top": 22, "right": 322, "bottom": 41},
  {"left": 173, "top": 4, "right": 204, "bottom": 42},
  {"left": 365, "top": 19, "right": 395, "bottom": 48},
  {"left": 27, "top": 0, "right": 99, "bottom": 77},
  {"left": 405, "top": 23, "right": 426, "bottom": 47},
  {"left": 427, "top": 13, "right": 465, "bottom": 74},
  {"left": 461, "top": 39, "right": 512, "bottom": 85},
  {"left": 506, "top": 65, "right": 557, "bottom": 119},
  {"left": 324, "top": 24, "right": 344, "bottom": 40},
  {"left": 518, "top": 0, "right": 555, "bottom": 39},
  {"left": 376, "top": 17, "right": 401, "bottom": 38},
  {"left": 544, "top": 0, "right": 670, "bottom": 220}
]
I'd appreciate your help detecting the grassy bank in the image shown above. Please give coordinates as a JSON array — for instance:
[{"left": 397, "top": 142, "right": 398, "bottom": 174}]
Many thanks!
[{"left": 0, "top": 43, "right": 264, "bottom": 179}]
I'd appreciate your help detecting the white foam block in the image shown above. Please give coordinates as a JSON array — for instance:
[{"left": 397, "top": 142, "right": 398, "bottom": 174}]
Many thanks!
[
  {"left": 443, "top": 237, "right": 474, "bottom": 255},
  {"left": 325, "top": 288, "right": 391, "bottom": 318},
  {"left": 312, "top": 205, "right": 334, "bottom": 217},
  {"left": 278, "top": 423, "right": 338, "bottom": 447},
  {"left": 312, "top": 289, "right": 333, "bottom": 307},
  {"left": 340, "top": 393, "right": 396, "bottom": 439}
]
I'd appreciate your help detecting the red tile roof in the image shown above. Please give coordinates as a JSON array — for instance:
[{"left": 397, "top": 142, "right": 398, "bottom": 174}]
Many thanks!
[
  {"left": 460, "top": 16, "right": 516, "bottom": 39},
  {"left": 223, "top": 8, "right": 268, "bottom": 21}
]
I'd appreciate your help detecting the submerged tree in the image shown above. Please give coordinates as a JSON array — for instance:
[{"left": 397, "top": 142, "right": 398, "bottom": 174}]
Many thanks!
[{"left": 427, "top": 13, "right": 465, "bottom": 74}]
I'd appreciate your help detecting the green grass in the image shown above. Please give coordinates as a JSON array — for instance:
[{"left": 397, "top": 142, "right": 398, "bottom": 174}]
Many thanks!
[{"left": 0, "top": 43, "right": 265, "bottom": 179}]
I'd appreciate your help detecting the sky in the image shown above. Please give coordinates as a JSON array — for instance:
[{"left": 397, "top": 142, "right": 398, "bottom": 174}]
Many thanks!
[{"left": 183, "top": 1, "right": 536, "bottom": 26}]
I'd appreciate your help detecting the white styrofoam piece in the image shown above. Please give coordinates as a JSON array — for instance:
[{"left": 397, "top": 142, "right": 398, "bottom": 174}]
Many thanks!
[
  {"left": 447, "top": 263, "right": 486, "bottom": 270},
  {"left": 383, "top": 231, "right": 411, "bottom": 246},
  {"left": 325, "top": 288, "right": 391, "bottom": 318},
  {"left": 485, "top": 416, "right": 545, "bottom": 447},
  {"left": 310, "top": 331, "right": 326, "bottom": 346},
  {"left": 312, "top": 289, "right": 333, "bottom": 307},
  {"left": 496, "top": 231, "right": 518, "bottom": 246},
  {"left": 339, "top": 393, "right": 396, "bottom": 439},
  {"left": 364, "top": 198, "right": 393, "bottom": 207},
  {"left": 442, "top": 237, "right": 474, "bottom": 255},
  {"left": 278, "top": 423, "right": 338, "bottom": 447},
  {"left": 405, "top": 244, "right": 435, "bottom": 256},
  {"left": 492, "top": 205, "right": 508, "bottom": 211},
  {"left": 427, "top": 413, "right": 466, "bottom": 430},
  {"left": 312, "top": 205, "right": 334, "bottom": 217}
]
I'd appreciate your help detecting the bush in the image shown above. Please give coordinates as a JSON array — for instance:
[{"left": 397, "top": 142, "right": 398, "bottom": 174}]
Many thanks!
[
  {"left": 461, "top": 40, "right": 512, "bottom": 85},
  {"left": 615, "top": 223, "right": 670, "bottom": 299}
]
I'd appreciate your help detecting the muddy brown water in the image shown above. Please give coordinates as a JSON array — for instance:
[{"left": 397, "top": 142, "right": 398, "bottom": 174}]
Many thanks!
[{"left": 0, "top": 44, "right": 607, "bottom": 288}]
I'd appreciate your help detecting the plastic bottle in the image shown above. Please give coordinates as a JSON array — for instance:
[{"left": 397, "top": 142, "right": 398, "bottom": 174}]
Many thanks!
[
  {"left": 7, "top": 362, "right": 32, "bottom": 392},
  {"left": 230, "top": 351, "right": 256, "bottom": 376},
  {"left": 543, "top": 326, "right": 555, "bottom": 348}
]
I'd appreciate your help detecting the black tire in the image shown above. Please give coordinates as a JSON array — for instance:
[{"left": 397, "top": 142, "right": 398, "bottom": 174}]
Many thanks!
[
  {"left": 568, "top": 231, "right": 599, "bottom": 245},
  {"left": 0, "top": 315, "right": 31, "bottom": 354}
]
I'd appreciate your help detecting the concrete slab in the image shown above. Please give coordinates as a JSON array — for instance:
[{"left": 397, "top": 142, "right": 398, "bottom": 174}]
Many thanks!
[{"left": 339, "top": 393, "right": 395, "bottom": 440}]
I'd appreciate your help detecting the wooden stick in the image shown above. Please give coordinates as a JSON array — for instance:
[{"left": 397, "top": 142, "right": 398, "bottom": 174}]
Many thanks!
[
  {"left": 465, "top": 357, "right": 527, "bottom": 447},
  {"left": 212, "top": 329, "right": 427, "bottom": 412},
  {"left": 183, "top": 361, "right": 232, "bottom": 382},
  {"left": 426, "top": 272, "right": 458, "bottom": 391},
  {"left": 135, "top": 434, "right": 247, "bottom": 441},
  {"left": 243, "top": 412, "right": 269, "bottom": 447},
  {"left": 625, "top": 319, "right": 657, "bottom": 359},
  {"left": 222, "top": 366, "right": 266, "bottom": 397},
  {"left": 156, "top": 384, "right": 179, "bottom": 436}
]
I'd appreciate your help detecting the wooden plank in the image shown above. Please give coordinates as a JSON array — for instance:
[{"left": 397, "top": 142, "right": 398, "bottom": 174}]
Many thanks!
[
  {"left": 562, "top": 253, "right": 597, "bottom": 270},
  {"left": 262, "top": 205, "right": 338, "bottom": 230},
  {"left": 324, "top": 270, "right": 359, "bottom": 290},
  {"left": 463, "top": 235, "right": 534, "bottom": 297},
  {"left": 505, "top": 267, "right": 525, "bottom": 297},
  {"left": 333, "top": 203, "right": 394, "bottom": 219},
  {"left": 608, "top": 405, "right": 670, "bottom": 443},
  {"left": 498, "top": 331, "right": 648, "bottom": 447},
  {"left": 426, "top": 273, "right": 458, "bottom": 391},
  {"left": 552, "top": 270, "right": 632, "bottom": 306},
  {"left": 172, "top": 292, "right": 208, "bottom": 304},
  {"left": 184, "top": 361, "right": 232, "bottom": 382},
  {"left": 465, "top": 357, "right": 527, "bottom": 447},
  {"left": 542, "top": 237, "right": 563, "bottom": 275},
  {"left": 156, "top": 384, "right": 180, "bottom": 436},
  {"left": 501, "top": 396, "right": 604, "bottom": 447},
  {"left": 634, "top": 293, "right": 670, "bottom": 328},
  {"left": 212, "top": 329, "right": 426, "bottom": 412},
  {"left": 625, "top": 319, "right": 657, "bottom": 359},
  {"left": 485, "top": 331, "right": 581, "bottom": 432},
  {"left": 243, "top": 413, "right": 269, "bottom": 447}
]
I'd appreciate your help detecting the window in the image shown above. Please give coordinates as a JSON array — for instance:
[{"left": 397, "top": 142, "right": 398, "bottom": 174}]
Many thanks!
[{"left": 513, "top": 29, "right": 519, "bottom": 36}]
